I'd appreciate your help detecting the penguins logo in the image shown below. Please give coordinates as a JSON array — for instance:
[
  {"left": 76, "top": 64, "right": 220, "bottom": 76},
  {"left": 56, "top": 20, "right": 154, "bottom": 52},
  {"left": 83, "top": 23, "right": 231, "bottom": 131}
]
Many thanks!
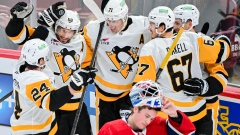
[
  {"left": 106, "top": 46, "right": 139, "bottom": 78},
  {"left": 53, "top": 43, "right": 83, "bottom": 82},
  {"left": 68, "top": 18, "right": 73, "bottom": 23}
]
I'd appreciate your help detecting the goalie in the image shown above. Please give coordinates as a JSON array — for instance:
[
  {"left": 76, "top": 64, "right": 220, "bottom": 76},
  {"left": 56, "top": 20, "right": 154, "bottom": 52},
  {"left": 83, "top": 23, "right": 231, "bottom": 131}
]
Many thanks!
[{"left": 98, "top": 80, "right": 196, "bottom": 135}]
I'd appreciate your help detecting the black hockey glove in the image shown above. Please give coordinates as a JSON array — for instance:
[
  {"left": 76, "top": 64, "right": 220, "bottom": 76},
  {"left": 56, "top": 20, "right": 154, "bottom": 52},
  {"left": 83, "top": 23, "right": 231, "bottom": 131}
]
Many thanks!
[
  {"left": 10, "top": 2, "right": 33, "bottom": 21},
  {"left": 183, "top": 78, "right": 209, "bottom": 96},
  {"left": 70, "top": 67, "right": 97, "bottom": 91},
  {"left": 38, "top": 1, "right": 66, "bottom": 27},
  {"left": 82, "top": 67, "right": 97, "bottom": 84}
]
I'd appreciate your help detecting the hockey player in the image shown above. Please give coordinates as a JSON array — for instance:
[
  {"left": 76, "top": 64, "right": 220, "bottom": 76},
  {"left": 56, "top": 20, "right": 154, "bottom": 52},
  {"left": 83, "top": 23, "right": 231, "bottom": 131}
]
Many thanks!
[
  {"left": 98, "top": 80, "right": 196, "bottom": 135},
  {"left": 5, "top": 2, "right": 94, "bottom": 135},
  {"left": 11, "top": 39, "right": 95, "bottom": 135},
  {"left": 173, "top": 4, "right": 229, "bottom": 134},
  {"left": 82, "top": 0, "right": 151, "bottom": 131},
  {"left": 133, "top": 6, "right": 230, "bottom": 135}
]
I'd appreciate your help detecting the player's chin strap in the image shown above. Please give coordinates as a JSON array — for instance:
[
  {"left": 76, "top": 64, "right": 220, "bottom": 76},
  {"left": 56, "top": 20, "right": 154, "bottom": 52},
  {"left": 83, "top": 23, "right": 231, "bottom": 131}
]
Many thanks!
[
  {"left": 182, "top": 22, "right": 194, "bottom": 31},
  {"left": 155, "top": 28, "right": 167, "bottom": 37}
]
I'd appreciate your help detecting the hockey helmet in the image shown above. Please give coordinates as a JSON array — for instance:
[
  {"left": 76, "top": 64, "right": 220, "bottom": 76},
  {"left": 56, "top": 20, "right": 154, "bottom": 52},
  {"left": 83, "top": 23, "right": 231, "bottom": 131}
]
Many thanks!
[
  {"left": 21, "top": 39, "right": 50, "bottom": 67},
  {"left": 173, "top": 4, "right": 200, "bottom": 27},
  {"left": 55, "top": 10, "right": 81, "bottom": 33},
  {"left": 103, "top": 0, "right": 128, "bottom": 22},
  {"left": 148, "top": 6, "right": 175, "bottom": 34},
  {"left": 130, "top": 80, "right": 163, "bottom": 110}
]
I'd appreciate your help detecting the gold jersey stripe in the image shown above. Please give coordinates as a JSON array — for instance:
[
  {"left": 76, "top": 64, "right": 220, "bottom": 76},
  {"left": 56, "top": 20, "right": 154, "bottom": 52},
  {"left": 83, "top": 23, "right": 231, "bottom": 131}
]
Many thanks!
[{"left": 12, "top": 113, "right": 54, "bottom": 131}]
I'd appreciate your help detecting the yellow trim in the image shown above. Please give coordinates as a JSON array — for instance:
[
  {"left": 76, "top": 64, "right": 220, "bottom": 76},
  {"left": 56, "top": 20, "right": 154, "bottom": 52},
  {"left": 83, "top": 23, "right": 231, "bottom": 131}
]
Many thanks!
[
  {"left": 169, "top": 96, "right": 204, "bottom": 107},
  {"left": 188, "top": 108, "right": 207, "bottom": 122},
  {"left": 157, "top": 111, "right": 168, "bottom": 119},
  {"left": 59, "top": 102, "right": 79, "bottom": 111},
  {"left": 96, "top": 88, "right": 130, "bottom": 102},
  {"left": 12, "top": 114, "right": 53, "bottom": 131},
  {"left": 27, "top": 25, "right": 35, "bottom": 37},
  {"left": 206, "top": 99, "right": 219, "bottom": 135},
  {"left": 45, "top": 95, "right": 50, "bottom": 110},
  {"left": 157, "top": 108, "right": 207, "bottom": 122},
  {"left": 95, "top": 75, "right": 132, "bottom": 90},
  {"left": 25, "top": 79, "right": 53, "bottom": 108},
  {"left": 49, "top": 122, "right": 58, "bottom": 135},
  {"left": 212, "top": 74, "right": 227, "bottom": 89},
  {"left": 81, "top": 26, "right": 93, "bottom": 68},
  {"left": 8, "top": 26, "right": 26, "bottom": 41}
]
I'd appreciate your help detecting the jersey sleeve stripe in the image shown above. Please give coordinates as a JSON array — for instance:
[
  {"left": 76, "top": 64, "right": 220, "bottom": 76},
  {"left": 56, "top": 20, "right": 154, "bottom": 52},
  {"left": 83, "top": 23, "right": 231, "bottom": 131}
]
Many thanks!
[
  {"left": 12, "top": 113, "right": 54, "bottom": 131},
  {"left": 216, "top": 41, "right": 225, "bottom": 63},
  {"left": 8, "top": 26, "right": 27, "bottom": 43},
  {"left": 59, "top": 102, "right": 80, "bottom": 111},
  {"left": 41, "top": 93, "right": 51, "bottom": 110}
]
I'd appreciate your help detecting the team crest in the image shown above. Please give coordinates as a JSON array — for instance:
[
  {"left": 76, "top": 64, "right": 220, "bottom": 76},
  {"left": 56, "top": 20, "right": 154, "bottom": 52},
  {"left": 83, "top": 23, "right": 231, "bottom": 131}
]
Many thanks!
[
  {"left": 53, "top": 44, "right": 83, "bottom": 82},
  {"left": 106, "top": 46, "right": 139, "bottom": 78},
  {"left": 68, "top": 18, "right": 73, "bottom": 23}
]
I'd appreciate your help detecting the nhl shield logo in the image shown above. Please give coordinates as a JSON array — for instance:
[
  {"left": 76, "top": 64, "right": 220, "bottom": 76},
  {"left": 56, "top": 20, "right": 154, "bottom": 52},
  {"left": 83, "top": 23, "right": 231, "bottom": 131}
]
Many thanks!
[{"left": 68, "top": 18, "right": 73, "bottom": 23}]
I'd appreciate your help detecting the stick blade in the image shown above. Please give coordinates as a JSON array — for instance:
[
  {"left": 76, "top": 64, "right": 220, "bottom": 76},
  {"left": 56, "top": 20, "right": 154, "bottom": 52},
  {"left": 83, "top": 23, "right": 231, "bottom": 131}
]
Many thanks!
[{"left": 83, "top": 0, "right": 105, "bottom": 22}]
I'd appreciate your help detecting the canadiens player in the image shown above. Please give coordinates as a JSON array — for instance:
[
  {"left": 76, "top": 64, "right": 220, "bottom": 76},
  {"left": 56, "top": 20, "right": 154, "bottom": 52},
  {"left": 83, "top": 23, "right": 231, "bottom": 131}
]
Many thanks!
[
  {"left": 5, "top": 2, "right": 95, "bottom": 135},
  {"left": 133, "top": 6, "right": 230, "bottom": 135},
  {"left": 11, "top": 39, "right": 95, "bottom": 135},
  {"left": 173, "top": 4, "right": 229, "bottom": 135},
  {"left": 98, "top": 80, "right": 196, "bottom": 135},
  {"left": 82, "top": 0, "right": 151, "bottom": 131}
]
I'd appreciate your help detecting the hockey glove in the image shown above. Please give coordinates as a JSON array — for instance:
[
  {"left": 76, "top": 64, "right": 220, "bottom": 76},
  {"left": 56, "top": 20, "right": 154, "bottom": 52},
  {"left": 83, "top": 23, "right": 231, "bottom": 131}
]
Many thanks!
[
  {"left": 81, "top": 67, "right": 97, "bottom": 84},
  {"left": 70, "top": 71, "right": 88, "bottom": 91},
  {"left": 183, "top": 78, "right": 209, "bottom": 96},
  {"left": 10, "top": 2, "right": 33, "bottom": 21},
  {"left": 70, "top": 67, "right": 97, "bottom": 90},
  {"left": 38, "top": 1, "right": 67, "bottom": 27}
]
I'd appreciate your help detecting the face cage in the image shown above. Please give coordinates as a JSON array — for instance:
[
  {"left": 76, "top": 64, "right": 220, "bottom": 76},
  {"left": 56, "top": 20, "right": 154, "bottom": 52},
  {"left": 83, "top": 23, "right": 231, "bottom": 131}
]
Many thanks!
[{"left": 130, "top": 81, "right": 163, "bottom": 108}]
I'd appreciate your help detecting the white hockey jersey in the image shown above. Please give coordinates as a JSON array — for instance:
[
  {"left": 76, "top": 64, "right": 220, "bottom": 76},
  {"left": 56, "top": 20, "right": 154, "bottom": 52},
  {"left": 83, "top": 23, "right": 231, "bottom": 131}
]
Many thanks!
[
  {"left": 83, "top": 16, "right": 151, "bottom": 101},
  {"left": 7, "top": 24, "right": 86, "bottom": 111},
  {"left": 133, "top": 31, "right": 230, "bottom": 122},
  {"left": 11, "top": 59, "right": 57, "bottom": 135}
]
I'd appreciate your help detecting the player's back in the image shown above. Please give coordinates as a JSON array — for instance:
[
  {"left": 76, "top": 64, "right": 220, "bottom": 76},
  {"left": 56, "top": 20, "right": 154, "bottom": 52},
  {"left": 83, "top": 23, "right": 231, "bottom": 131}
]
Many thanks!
[
  {"left": 11, "top": 63, "right": 56, "bottom": 134},
  {"left": 135, "top": 32, "right": 206, "bottom": 122},
  {"left": 142, "top": 32, "right": 202, "bottom": 93}
]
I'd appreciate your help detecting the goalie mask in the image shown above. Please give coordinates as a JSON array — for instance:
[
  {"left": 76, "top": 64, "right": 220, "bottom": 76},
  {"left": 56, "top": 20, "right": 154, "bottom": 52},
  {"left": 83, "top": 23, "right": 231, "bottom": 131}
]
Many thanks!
[
  {"left": 148, "top": 6, "right": 175, "bottom": 35},
  {"left": 21, "top": 39, "right": 50, "bottom": 67},
  {"left": 104, "top": 0, "right": 128, "bottom": 22},
  {"left": 173, "top": 4, "right": 200, "bottom": 27},
  {"left": 130, "top": 80, "right": 163, "bottom": 110}
]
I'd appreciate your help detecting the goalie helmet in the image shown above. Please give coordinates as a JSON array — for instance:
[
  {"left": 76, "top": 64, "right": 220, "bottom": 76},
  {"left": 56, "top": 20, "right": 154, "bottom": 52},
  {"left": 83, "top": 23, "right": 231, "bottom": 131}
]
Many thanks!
[
  {"left": 148, "top": 6, "right": 175, "bottom": 34},
  {"left": 130, "top": 80, "right": 163, "bottom": 110},
  {"left": 173, "top": 4, "right": 200, "bottom": 27},
  {"left": 21, "top": 39, "right": 50, "bottom": 67},
  {"left": 55, "top": 10, "right": 81, "bottom": 33},
  {"left": 103, "top": 0, "right": 128, "bottom": 22}
]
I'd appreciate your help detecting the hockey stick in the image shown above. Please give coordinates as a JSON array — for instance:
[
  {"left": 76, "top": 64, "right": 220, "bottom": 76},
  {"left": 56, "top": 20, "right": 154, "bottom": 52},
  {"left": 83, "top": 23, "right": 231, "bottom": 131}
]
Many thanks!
[
  {"left": 155, "top": 27, "right": 184, "bottom": 81},
  {"left": 70, "top": 0, "right": 105, "bottom": 134},
  {"left": 155, "top": 22, "right": 209, "bottom": 81},
  {"left": 0, "top": 91, "right": 13, "bottom": 103}
]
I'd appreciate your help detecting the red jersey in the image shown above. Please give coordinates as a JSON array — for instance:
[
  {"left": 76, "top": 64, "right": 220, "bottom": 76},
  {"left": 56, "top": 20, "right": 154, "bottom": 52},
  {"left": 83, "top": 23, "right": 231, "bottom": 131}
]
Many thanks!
[{"left": 98, "top": 111, "right": 195, "bottom": 135}]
